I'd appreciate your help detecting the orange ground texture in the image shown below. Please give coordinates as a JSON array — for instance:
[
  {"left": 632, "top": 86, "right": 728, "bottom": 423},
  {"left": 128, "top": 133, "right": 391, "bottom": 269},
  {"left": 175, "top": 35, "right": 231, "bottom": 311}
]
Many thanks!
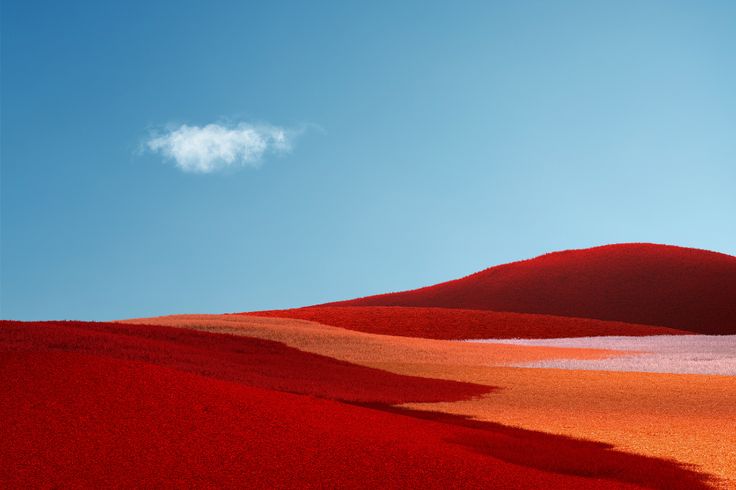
[{"left": 123, "top": 314, "right": 736, "bottom": 488}]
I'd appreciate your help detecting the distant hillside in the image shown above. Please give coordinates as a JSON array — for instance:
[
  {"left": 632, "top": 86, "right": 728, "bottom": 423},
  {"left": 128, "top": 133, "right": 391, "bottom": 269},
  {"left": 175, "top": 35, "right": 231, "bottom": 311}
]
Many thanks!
[
  {"left": 322, "top": 244, "right": 736, "bottom": 335},
  {"left": 247, "top": 306, "right": 690, "bottom": 340}
]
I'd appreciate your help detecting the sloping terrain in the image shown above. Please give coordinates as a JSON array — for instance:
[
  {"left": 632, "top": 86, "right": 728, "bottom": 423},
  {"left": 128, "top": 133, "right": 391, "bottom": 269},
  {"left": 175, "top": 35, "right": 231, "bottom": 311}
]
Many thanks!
[
  {"left": 0, "top": 320, "right": 486, "bottom": 404},
  {"left": 4, "top": 243, "right": 734, "bottom": 488},
  {"left": 324, "top": 244, "right": 736, "bottom": 334},
  {"left": 124, "top": 314, "right": 736, "bottom": 487},
  {"left": 121, "top": 313, "right": 627, "bottom": 367},
  {"left": 0, "top": 320, "right": 713, "bottom": 489},
  {"left": 244, "top": 306, "right": 690, "bottom": 339}
]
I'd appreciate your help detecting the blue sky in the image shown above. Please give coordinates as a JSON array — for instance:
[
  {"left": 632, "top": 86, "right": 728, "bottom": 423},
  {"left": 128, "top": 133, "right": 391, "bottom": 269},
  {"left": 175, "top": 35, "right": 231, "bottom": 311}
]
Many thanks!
[{"left": 2, "top": 0, "right": 735, "bottom": 321}]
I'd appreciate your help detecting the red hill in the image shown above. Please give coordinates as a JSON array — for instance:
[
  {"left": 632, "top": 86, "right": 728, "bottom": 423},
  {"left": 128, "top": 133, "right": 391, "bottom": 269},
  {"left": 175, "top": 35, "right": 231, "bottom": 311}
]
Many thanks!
[
  {"left": 326, "top": 244, "right": 736, "bottom": 335},
  {"left": 248, "top": 306, "right": 690, "bottom": 340},
  {"left": 1, "top": 320, "right": 711, "bottom": 489}
]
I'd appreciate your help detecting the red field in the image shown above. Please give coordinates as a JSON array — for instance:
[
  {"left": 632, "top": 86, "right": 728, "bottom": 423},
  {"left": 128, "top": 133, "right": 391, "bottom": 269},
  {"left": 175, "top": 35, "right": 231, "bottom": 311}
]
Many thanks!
[
  {"left": 325, "top": 244, "right": 736, "bottom": 335},
  {"left": 3, "top": 243, "right": 734, "bottom": 488},
  {"left": 0, "top": 320, "right": 712, "bottom": 489},
  {"left": 245, "top": 306, "right": 690, "bottom": 339},
  {"left": 0, "top": 320, "right": 486, "bottom": 404}
]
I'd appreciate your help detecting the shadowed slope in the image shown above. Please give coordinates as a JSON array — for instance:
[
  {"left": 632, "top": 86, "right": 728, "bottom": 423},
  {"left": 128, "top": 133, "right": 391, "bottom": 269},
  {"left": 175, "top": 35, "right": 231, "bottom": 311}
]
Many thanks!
[
  {"left": 325, "top": 244, "right": 736, "bottom": 334},
  {"left": 0, "top": 351, "right": 666, "bottom": 490},
  {"left": 244, "top": 306, "right": 690, "bottom": 339},
  {"left": 0, "top": 320, "right": 486, "bottom": 404},
  {"left": 124, "top": 314, "right": 736, "bottom": 486},
  {"left": 0, "top": 320, "right": 713, "bottom": 489}
]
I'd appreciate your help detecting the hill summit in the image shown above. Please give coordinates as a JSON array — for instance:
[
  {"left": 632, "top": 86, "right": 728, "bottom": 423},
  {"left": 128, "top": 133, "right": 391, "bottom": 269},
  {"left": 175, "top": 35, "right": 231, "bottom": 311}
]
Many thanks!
[{"left": 325, "top": 244, "right": 736, "bottom": 335}]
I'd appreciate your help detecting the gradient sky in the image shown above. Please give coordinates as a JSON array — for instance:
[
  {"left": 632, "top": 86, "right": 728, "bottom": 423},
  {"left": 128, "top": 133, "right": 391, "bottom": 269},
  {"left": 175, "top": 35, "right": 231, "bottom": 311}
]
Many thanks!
[{"left": 2, "top": 0, "right": 735, "bottom": 321}]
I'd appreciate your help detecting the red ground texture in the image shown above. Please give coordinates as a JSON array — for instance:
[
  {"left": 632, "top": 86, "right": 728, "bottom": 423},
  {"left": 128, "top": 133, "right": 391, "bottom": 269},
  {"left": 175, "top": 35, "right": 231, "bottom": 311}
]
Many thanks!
[
  {"left": 324, "top": 243, "right": 736, "bottom": 335},
  {"left": 245, "top": 306, "right": 691, "bottom": 339},
  {"left": 1, "top": 320, "right": 712, "bottom": 489},
  {"left": 0, "top": 321, "right": 485, "bottom": 404}
]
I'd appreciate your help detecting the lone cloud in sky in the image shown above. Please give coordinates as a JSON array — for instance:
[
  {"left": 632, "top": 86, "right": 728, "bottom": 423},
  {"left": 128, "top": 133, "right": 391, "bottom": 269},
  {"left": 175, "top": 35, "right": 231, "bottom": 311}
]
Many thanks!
[{"left": 146, "top": 122, "right": 295, "bottom": 173}]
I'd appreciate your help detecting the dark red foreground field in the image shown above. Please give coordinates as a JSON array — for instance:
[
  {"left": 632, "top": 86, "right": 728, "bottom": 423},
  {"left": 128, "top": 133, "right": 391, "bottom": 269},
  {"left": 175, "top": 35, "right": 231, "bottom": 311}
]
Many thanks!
[
  {"left": 0, "top": 320, "right": 712, "bottom": 489},
  {"left": 325, "top": 244, "right": 736, "bottom": 335}
]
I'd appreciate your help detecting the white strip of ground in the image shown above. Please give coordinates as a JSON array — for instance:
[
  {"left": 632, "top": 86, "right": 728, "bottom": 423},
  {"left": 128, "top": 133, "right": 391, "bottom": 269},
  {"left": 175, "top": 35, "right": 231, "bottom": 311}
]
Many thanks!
[{"left": 465, "top": 335, "right": 736, "bottom": 376}]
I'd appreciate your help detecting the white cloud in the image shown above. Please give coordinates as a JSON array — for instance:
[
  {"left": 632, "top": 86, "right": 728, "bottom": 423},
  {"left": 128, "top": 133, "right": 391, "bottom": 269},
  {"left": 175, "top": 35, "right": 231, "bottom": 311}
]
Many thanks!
[{"left": 146, "top": 122, "right": 294, "bottom": 173}]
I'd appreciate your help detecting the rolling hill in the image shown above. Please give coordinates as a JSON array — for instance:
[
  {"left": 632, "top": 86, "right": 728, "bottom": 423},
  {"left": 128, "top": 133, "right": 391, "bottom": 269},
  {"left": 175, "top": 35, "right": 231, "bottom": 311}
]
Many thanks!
[
  {"left": 2, "top": 319, "right": 711, "bottom": 489},
  {"left": 247, "top": 306, "right": 690, "bottom": 339},
  {"left": 321, "top": 244, "right": 736, "bottom": 335}
]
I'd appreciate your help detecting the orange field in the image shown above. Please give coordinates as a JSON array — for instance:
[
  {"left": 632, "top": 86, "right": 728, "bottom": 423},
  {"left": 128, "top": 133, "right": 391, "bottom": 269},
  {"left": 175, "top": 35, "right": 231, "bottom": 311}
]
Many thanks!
[
  {"left": 124, "top": 313, "right": 736, "bottom": 488},
  {"left": 6, "top": 244, "right": 735, "bottom": 488}
]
